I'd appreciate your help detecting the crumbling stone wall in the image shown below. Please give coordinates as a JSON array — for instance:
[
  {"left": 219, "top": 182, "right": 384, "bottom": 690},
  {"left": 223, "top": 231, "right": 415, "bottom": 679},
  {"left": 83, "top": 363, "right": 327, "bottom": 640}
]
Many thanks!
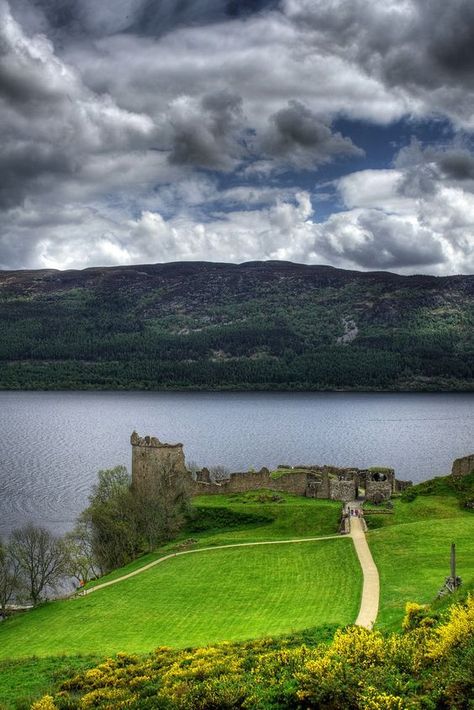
[
  {"left": 329, "top": 478, "right": 356, "bottom": 502},
  {"left": 131, "top": 432, "right": 407, "bottom": 504},
  {"left": 191, "top": 468, "right": 309, "bottom": 496},
  {"left": 364, "top": 469, "right": 395, "bottom": 502},
  {"left": 192, "top": 466, "right": 363, "bottom": 501},
  {"left": 451, "top": 454, "right": 474, "bottom": 478},
  {"left": 365, "top": 479, "right": 393, "bottom": 502}
]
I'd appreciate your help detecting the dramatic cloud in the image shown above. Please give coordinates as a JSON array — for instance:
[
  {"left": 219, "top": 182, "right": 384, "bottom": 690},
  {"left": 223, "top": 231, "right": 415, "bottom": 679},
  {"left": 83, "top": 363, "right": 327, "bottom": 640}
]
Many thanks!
[
  {"left": 284, "top": 0, "right": 474, "bottom": 127},
  {"left": 260, "top": 101, "right": 363, "bottom": 169},
  {"left": 1, "top": 0, "right": 474, "bottom": 275},
  {"left": 168, "top": 91, "right": 244, "bottom": 170},
  {"left": 0, "top": 2, "right": 156, "bottom": 208},
  {"left": 10, "top": 0, "right": 278, "bottom": 39}
]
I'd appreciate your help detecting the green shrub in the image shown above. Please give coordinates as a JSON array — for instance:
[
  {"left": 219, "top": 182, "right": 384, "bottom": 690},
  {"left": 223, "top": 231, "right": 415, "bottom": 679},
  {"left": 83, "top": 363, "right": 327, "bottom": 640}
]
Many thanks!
[{"left": 185, "top": 506, "right": 273, "bottom": 532}]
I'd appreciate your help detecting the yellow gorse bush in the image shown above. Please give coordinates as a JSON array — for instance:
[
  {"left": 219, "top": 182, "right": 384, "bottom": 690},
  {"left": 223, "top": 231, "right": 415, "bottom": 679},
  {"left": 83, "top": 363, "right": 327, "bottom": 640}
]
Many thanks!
[
  {"left": 330, "top": 625, "right": 386, "bottom": 667},
  {"left": 29, "top": 593, "right": 474, "bottom": 710},
  {"left": 426, "top": 593, "right": 474, "bottom": 661},
  {"left": 362, "top": 686, "right": 412, "bottom": 709},
  {"left": 80, "top": 687, "right": 138, "bottom": 709},
  {"left": 402, "top": 602, "right": 428, "bottom": 632},
  {"left": 30, "top": 697, "right": 58, "bottom": 710}
]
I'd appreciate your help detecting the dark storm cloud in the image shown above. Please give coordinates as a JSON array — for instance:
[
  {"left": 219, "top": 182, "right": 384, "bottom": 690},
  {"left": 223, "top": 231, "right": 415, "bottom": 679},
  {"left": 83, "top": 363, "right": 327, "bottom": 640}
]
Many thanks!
[
  {"left": 168, "top": 90, "right": 244, "bottom": 170},
  {"left": 10, "top": 0, "right": 278, "bottom": 40},
  {"left": 437, "top": 151, "right": 474, "bottom": 181},
  {"left": 261, "top": 101, "right": 363, "bottom": 168},
  {"left": 0, "top": 2, "right": 155, "bottom": 208},
  {"left": 131, "top": 0, "right": 278, "bottom": 37},
  {"left": 284, "top": 0, "right": 474, "bottom": 119},
  {"left": 317, "top": 209, "right": 446, "bottom": 271},
  {"left": 395, "top": 141, "right": 474, "bottom": 199}
]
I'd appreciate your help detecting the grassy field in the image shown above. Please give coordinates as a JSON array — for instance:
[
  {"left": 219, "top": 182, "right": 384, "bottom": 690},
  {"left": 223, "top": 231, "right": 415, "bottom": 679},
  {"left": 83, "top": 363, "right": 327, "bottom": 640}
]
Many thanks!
[
  {"left": 189, "top": 491, "right": 342, "bottom": 542},
  {"left": 369, "top": 482, "right": 474, "bottom": 629},
  {"left": 84, "top": 491, "right": 342, "bottom": 590},
  {"left": 0, "top": 656, "right": 100, "bottom": 710},
  {"left": 0, "top": 626, "right": 341, "bottom": 710},
  {"left": 0, "top": 538, "right": 360, "bottom": 660}
]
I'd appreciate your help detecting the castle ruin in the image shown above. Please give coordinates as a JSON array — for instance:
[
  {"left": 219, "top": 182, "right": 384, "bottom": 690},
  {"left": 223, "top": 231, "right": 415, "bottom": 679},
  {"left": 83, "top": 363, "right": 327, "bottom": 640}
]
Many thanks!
[
  {"left": 451, "top": 453, "right": 474, "bottom": 478},
  {"left": 131, "top": 431, "right": 187, "bottom": 495},
  {"left": 131, "top": 431, "right": 409, "bottom": 503}
]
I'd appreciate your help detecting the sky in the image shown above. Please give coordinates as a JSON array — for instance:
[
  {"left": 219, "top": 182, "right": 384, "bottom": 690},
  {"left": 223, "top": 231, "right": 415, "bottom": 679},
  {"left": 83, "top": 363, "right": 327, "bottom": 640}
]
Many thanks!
[{"left": 1, "top": 0, "right": 474, "bottom": 274}]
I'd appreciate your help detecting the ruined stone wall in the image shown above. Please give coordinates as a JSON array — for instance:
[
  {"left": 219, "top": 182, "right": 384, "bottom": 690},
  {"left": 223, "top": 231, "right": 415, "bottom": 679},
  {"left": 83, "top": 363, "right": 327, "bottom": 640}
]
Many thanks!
[
  {"left": 190, "top": 465, "right": 403, "bottom": 502},
  {"left": 329, "top": 479, "right": 356, "bottom": 502},
  {"left": 129, "top": 432, "right": 405, "bottom": 503},
  {"left": 451, "top": 454, "right": 474, "bottom": 478},
  {"left": 395, "top": 479, "right": 412, "bottom": 493},
  {"left": 191, "top": 468, "right": 309, "bottom": 496},
  {"left": 131, "top": 432, "right": 187, "bottom": 495},
  {"left": 365, "top": 480, "right": 393, "bottom": 502}
]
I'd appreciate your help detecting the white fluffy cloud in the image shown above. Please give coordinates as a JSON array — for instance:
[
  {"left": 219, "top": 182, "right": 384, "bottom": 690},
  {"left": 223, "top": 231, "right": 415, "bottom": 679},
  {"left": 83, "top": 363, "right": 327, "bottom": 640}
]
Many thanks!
[{"left": 4, "top": 166, "right": 474, "bottom": 275}]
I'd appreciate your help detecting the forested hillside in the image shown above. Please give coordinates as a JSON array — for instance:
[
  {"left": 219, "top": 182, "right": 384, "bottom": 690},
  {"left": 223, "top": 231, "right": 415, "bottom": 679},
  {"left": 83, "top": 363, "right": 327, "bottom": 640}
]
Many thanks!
[{"left": 1, "top": 261, "right": 474, "bottom": 390}]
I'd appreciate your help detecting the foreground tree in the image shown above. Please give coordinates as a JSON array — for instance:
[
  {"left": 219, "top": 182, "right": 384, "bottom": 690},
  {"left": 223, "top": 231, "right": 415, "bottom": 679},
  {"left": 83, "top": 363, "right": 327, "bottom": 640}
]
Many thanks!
[
  {"left": 134, "top": 460, "right": 191, "bottom": 551},
  {"left": 9, "top": 524, "right": 69, "bottom": 605},
  {"left": 0, "top": 539, "right": 21, "bottom": 615},
  {"left": 80, "top": 466, "right": 140, "bottom": 573},
  {"left": 64, "top": 520, "right": 103, "bottom": 585}
]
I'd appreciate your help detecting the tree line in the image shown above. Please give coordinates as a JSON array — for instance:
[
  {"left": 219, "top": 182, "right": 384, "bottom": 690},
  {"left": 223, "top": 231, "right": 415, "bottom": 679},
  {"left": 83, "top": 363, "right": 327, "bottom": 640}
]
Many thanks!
[{"left": 0, "top": 463, "right": 190, "bottom": 613}]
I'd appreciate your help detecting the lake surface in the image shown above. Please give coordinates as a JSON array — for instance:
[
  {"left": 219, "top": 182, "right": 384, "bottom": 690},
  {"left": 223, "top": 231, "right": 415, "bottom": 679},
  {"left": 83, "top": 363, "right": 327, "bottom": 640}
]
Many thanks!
[{"left": 0, "top": 391, "right": 473, "bottom": 536}]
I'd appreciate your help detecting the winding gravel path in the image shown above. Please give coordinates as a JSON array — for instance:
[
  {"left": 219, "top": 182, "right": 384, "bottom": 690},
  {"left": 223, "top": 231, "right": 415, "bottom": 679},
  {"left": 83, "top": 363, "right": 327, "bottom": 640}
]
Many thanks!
[{"left": 350, "top": 515, "right": 380, "bottom": 629}]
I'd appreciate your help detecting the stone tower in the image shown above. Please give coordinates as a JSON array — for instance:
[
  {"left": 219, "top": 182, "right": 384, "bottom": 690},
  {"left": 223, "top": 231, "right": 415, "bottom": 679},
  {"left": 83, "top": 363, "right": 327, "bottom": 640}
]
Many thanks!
[
  {"left": 130, "top": 431, "right": 187, "bottom": 495},
  {"left": 452, "top": 454, "right": 474, "bottom": 478}
]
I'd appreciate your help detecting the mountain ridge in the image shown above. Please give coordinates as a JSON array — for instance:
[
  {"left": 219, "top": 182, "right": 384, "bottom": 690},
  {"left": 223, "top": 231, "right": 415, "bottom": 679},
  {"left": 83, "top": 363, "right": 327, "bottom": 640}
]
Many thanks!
[{"left": 1, "top": 260, "right": 473, "bottom": 391}]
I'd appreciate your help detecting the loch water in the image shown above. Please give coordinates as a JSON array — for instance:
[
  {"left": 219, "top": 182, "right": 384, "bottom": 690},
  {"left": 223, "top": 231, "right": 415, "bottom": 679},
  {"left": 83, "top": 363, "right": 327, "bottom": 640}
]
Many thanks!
[{"left": 0, "top": 391, "right": 473, "bottom": 535}]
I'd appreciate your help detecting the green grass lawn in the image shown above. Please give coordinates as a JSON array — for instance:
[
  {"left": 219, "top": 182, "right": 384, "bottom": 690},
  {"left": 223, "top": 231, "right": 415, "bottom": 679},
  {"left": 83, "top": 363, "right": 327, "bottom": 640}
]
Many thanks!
[
  {"left": 369, "top": 493, "right": 474, "bottom": 629},
  {"left": 0, "top": 538, "right": 360, "bottom": 660},
  {"left": 189, "top": 491, "right": 342, "bottom": 542},
  {"left": 85, "top": 492, "right": 342, "bottom": 590},
  {"left": 0, "top": 656, "right": 100, "bottom": 710}
]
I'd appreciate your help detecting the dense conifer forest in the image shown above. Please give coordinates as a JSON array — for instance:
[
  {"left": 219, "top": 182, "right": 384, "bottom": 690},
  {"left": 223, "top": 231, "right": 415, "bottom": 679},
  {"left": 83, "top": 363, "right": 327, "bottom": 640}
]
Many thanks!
[{"left": 1, "top": 261, "right": 474, "bottom": 390}]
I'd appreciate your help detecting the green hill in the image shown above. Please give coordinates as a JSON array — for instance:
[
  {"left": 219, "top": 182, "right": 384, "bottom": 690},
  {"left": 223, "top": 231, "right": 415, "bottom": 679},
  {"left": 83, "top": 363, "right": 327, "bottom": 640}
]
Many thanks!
[
  {"left": 1, "top": 260, "right": 474, "bottom": 390},
  {"left": 0, "top": 495, "right": 352, "bottom": 659}
]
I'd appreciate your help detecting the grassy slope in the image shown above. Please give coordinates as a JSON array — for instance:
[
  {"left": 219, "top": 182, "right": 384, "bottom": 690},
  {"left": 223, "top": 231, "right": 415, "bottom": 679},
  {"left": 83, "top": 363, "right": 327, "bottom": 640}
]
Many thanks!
[
  {"left": 369, "top": 480, "right": 474, "bottom": 629},
  {"left": 0, "top": 656, "right": 100, "bottom": 710},
  {"left": 2, "top": 482, "right": 473, "bottom": 706},
  {"left": 0, "top": 491, "right": 360, "bottom": 668},
  {"left": 189, "top": 491, "right": 342, "bottom": 542},
  {"left": 0, "top": 539, "right": 360, "bottom": 660},
  {"left": 84, "top": 492, "right": 342, "bottom": 590}
]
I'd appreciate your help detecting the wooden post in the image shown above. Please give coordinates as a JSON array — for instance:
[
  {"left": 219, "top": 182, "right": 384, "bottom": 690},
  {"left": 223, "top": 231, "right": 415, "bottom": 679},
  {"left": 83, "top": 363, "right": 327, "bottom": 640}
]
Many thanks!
[{"left": 437, "top": 542, "right": 462, "bottom": 598}]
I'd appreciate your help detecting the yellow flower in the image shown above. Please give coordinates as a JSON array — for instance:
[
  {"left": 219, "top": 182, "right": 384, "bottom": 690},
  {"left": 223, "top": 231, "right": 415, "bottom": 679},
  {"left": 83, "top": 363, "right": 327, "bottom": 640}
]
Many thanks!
[
  {"left": 31, "top": 696, "right": 58, "bottom": 710},
  {"left": 427, "top": 594, "right": 474, "bottom": 660}
]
